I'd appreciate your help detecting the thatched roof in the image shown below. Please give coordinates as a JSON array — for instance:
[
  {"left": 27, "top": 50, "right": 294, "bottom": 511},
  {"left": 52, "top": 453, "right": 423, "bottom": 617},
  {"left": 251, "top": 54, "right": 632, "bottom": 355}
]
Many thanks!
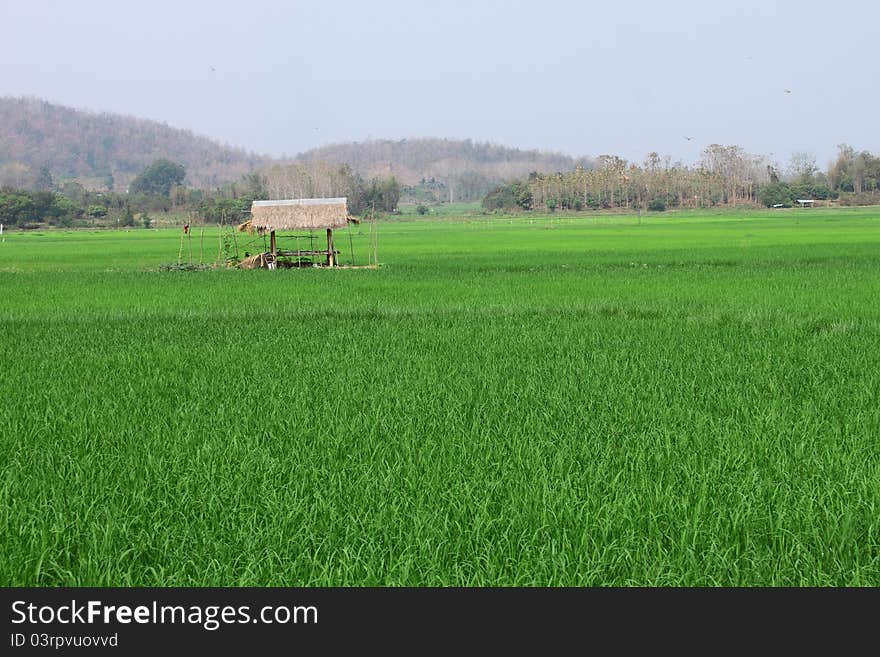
[{"left": 249, "top": 198, "right": 348, "bottom": 232}]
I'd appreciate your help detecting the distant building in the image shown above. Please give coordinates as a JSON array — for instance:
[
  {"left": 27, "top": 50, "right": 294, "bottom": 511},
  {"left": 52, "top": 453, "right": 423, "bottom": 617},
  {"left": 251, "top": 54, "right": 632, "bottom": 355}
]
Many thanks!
[{"left": 796, "top": 199, "right": 815, "bottom": 207}]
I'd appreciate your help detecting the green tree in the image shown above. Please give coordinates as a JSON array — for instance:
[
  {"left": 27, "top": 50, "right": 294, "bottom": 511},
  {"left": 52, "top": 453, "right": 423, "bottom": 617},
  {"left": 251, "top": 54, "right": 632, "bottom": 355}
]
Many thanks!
[
  {"left": 482, "top": 181, "right": 533, "bottom": 212},
  {"left": 514, "top": 183, "right": 533, "bottom": 210},
  {"left": 51, "top": 195, "right": 80, "bottom": 221},
  {"left": 759, "top": 182, "right": 792, "bottom": 207},
  {"left": 86, "top": 205, "right": 108, "bottom": 218},
  {"left": 120, "top": 205, "right": 135, "bottom": 227},
  {"left": 31, "top": 191, "right": 58, "bottom": 218},
  {"left": 129, "top": 159, "right": 186, "bottom": 197},
  {"left": 379, "top": 177, "right": 401, "bottom": 212},
  {"left": 0, "top": 192, "right": 36, "bottom": 226}
]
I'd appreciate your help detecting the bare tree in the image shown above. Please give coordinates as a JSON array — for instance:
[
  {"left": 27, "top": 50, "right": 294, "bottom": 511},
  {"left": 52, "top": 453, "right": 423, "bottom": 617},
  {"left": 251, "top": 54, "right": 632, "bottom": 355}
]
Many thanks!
[{"left": 787, "top": 152, "right": 818, "bottom": 181}]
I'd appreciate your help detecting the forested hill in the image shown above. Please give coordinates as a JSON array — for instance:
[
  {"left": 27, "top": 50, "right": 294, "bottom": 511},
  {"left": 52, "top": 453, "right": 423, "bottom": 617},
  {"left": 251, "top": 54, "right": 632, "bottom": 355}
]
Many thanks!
[
  {"left": 0, "top": 97, "right": 589, "bottom": 202},
  {"left": 296, "top": 139, "right": 591, "bottom": 202},
  {"left": 0, "top": 96, "right": 271, "bottom": 191}
]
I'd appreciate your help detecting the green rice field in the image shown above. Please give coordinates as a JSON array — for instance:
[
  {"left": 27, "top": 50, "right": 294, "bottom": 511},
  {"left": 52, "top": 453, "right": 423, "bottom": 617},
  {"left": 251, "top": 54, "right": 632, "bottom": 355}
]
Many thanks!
[{"left": 1, "top": 207, "right": 879, "bottom": 585}]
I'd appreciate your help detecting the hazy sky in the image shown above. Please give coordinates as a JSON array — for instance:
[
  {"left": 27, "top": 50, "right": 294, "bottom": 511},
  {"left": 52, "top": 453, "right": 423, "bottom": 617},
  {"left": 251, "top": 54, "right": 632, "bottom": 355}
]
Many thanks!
[{"left": 2, "top": 0, "right": 878, "bottom": 167}]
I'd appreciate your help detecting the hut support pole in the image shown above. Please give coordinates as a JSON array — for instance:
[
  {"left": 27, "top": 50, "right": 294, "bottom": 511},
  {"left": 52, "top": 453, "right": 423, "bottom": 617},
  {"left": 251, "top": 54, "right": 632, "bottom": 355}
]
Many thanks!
[
  {"left": 372, "top": 207, "right": 378, "bottom": 268},
  {"left": 327, "top": 228, "right": 335, "bottom": 267},
  {"left": 268, "top": 230, "right": 278, "bottom": 270}
]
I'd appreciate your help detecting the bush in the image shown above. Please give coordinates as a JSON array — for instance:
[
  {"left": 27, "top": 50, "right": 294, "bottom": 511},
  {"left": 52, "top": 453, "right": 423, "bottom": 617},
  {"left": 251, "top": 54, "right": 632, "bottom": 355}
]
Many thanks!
[
  {"left": 416, "top": 204, "right": 429, "bottom": 215},
  {"left": 648, "top": 199, "right": 667, "bottom": 212},
  {"left": 837, "top": 192, "right": 880, "bottom": 206},
  {"left": 482, "top": 182, "right": 532, "bottom": 212}
]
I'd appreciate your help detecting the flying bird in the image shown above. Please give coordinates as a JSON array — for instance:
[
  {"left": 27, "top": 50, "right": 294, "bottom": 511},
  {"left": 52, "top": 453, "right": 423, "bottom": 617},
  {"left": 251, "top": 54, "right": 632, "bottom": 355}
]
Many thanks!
[
  {"left": 210, "top": 66, "right": 216, "bottom": 72},
  {"left": 683, "top": 136, "right": 693, "bottom": 141},
  {"left": 783, "top": 88, "right": 792, "bottom": 94}
]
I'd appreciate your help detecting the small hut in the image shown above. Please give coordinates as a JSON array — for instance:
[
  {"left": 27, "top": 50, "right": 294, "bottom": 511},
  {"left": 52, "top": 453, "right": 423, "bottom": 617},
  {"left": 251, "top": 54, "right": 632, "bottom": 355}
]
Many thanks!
[{"left": 243, "top": 197, "right": 349, "bottom": 267}]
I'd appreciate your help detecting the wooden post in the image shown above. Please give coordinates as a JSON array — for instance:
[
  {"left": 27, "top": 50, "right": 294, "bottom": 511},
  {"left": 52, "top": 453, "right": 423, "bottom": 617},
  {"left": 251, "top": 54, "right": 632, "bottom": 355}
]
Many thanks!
[
  {"left": 326, "top": 228, "right": 335, "bottom": 267},
  {"left": 270, "top": 230, "right": 277, "bottom": 256}
]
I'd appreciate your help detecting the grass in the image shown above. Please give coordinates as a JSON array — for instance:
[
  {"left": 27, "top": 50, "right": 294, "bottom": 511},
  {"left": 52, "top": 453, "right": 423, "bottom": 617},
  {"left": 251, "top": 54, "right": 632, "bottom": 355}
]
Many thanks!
[
  {"left": 1, "top": 206, "right": 879, "bottom": 585},
  {"left": 397, "top": 201, "right": 482, "bottom": 217}
]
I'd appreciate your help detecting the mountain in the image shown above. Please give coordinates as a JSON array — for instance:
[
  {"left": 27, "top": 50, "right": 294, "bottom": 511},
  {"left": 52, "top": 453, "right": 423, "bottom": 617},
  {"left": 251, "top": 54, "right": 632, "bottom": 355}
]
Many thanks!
[
  {"left": 295, "top": 138, "right": 590, "bottom": 202},
  {"left": 0, "top": 96, "right": 271, "bottom": 191},
  {"left": 0, "top": 97, "right": 590, "bottom": 202}
]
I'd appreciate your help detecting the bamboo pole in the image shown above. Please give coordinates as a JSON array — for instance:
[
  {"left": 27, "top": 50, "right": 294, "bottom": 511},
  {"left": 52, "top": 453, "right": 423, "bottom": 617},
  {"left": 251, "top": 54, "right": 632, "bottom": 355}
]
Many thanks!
[{"left": 371, "top": 203, "right": 378, "bottom": 267}]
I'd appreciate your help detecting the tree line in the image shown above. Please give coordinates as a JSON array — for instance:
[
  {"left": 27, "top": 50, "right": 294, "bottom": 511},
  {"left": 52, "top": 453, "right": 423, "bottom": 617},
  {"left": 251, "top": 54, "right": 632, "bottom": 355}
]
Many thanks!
[
  {"left": 483, "top": 145, "right": 880, "bottom": 213},
  {"left": 3, "top": 144, "right": 878, "bottom": 230},
  {"left": 0, "top": 158, "right": 403, "bottom": 229},
  {"left": 295, "top": 137, "right": 588, "bottom": 203}
]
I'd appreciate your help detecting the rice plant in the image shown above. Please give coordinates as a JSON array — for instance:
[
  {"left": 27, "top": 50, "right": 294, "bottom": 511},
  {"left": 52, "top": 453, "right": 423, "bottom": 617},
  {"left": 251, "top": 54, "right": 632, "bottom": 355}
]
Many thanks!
[{"left": 1, "top": 207, "right": 878, "bottom": 585}]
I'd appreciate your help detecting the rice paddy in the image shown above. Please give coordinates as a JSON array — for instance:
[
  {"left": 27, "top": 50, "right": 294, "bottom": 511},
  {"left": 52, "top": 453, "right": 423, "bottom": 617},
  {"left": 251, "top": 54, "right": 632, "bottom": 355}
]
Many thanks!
[{"left": 1, "top": 207, "right": 879, "bottom": 585}]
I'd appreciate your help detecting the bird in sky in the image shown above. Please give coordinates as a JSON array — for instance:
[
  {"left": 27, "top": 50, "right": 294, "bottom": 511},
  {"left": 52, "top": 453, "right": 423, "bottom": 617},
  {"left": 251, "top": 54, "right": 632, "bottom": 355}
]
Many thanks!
[
  {"left": 683, "top": 136, "right": 693, "bottom": 141},
  {"left": 783, "top": 88, "right": 792, "bottom": 94},
  {"left": 210, "top": 66, "right": 216, "bottom": 72}
]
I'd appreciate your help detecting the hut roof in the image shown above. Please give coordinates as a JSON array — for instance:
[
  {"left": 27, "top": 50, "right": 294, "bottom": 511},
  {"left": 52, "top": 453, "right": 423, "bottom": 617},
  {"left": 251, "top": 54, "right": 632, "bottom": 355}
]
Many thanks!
[{"left": 249, "top": 198, "right": 349, "bottom": 231}]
